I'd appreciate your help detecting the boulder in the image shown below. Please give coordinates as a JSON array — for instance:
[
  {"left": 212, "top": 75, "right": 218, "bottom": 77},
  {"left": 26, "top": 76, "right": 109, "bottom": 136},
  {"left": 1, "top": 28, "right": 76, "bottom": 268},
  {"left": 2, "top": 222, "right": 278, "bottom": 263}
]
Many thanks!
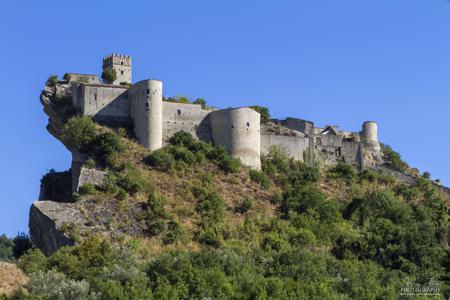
[{"left": 29, "top": 201, "right": 86, "bottom": 256}]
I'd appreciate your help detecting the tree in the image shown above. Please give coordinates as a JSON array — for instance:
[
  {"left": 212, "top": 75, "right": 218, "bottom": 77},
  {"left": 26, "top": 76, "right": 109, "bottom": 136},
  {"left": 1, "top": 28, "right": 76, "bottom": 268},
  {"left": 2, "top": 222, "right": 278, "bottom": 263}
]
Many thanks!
[
  {"left": 250, "top": 106, "right": 271, "bottom": 123},
  {"left": 102, "top": 68, "right": 117, "bottom": 84}
]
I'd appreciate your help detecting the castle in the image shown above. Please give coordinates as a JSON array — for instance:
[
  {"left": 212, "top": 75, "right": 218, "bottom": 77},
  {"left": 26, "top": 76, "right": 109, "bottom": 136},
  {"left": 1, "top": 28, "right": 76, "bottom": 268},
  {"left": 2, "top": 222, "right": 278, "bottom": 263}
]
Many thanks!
[{"left": 67, "top": 53, "right": 383, "bottom": 170}]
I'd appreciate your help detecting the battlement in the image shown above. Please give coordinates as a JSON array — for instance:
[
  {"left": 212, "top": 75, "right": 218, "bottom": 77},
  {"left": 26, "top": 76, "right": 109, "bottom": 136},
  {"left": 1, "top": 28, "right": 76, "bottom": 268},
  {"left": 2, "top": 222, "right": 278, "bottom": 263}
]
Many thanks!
[{"left": 103, "top": 53, "right": 132, "bottom": 67}]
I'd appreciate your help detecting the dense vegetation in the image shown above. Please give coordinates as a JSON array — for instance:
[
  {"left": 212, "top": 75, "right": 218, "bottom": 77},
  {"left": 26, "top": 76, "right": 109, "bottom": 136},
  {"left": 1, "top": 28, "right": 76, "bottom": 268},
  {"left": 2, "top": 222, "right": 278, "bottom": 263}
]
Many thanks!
[
  {"left": 3, "top": 110, "right": 450, "bottom": 298},
  {"left": 0, "top": 234, "right": 32, "bottom": 263},
  {"left": 101, "top": 68, "right": 117, "bottom": 84}
]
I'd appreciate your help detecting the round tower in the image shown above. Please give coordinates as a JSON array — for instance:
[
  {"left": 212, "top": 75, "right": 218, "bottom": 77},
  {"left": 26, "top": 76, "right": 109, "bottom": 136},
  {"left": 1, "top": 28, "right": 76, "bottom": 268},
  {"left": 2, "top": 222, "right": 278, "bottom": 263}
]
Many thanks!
[
  {"left": 209, "top": 107, "right": 261, "bottom": 169},
  {"left": 130, "top": 80, "right": 163, "bottom": 151},
  {"left": 361, "top": 121, "right": 378, "bottom": 144}
]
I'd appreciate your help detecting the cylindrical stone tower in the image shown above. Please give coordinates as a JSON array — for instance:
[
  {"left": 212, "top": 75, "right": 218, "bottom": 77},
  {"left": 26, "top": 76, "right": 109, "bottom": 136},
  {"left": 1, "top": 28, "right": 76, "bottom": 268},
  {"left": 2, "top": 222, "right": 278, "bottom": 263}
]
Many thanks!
[
  {"left": 361, "top": 121, "right": 378, "bottom": 144},
  {"left": 130, "top": 80, "right": 163, "bottom": 151},
  {"left": 209, "top": 107, "right": 261, "bottom": 169}
]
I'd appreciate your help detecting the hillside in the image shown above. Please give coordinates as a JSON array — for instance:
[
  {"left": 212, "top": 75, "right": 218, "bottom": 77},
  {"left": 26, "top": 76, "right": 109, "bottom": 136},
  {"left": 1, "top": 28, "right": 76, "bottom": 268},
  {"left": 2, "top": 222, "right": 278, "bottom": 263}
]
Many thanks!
[{"left": 1, "top": 79, "right": 449, "bottom": 299}]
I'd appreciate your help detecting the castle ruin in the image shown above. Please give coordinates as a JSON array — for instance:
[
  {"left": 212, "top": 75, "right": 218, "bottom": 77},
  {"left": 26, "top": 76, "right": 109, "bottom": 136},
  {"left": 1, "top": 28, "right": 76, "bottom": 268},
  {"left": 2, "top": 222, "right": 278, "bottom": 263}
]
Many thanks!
[{"left": 67, "top": 53, "right": 383, "bottom": 170}]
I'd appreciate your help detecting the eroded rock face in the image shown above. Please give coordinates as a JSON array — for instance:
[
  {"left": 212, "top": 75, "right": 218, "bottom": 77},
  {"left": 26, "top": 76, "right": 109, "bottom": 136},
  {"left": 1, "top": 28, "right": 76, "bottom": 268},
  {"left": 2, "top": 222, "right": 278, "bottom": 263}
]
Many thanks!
[{"left": 29, "top": 201, "right": 85, "bottom": 256}]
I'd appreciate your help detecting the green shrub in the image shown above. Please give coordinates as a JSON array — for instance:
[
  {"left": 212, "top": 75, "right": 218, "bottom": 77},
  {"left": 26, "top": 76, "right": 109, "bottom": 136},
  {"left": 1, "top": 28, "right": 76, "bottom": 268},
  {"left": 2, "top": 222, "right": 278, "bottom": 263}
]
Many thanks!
[
  {"left": 328, "top": 162, "right": 356, "bottom": 182},
  {"left": 18, "top": 248, "right": 48, "bottom": 274},
  {"left": 84, "top": 159, "right": 96, "bottom": 169},
  {"left": 0, "top": 234, "right": 14, "bottom": 261},
  {"left": 381, "top": 144, "right": 409, "bottom": 172},
  {"left": 119, "top": 81, "right": 131, "bottom": 86},
  {"left": 250, "top": 105, "right": 271, "bottom": 123},
  {"left": 144, "top": 149, "right": 175, "bottom": 170},
  {"left": 261, "top": 146, "right": 291, "bottom": 177},
  {"left": 116, "top": 189, "right": 127, "bottom": 201},
  {"left": 193, "top": 98, "right": 207, "bottom": 109},
  {"left": 12, "top": 233, "right": 32, "bottom": 259},
  {"left": 422, "top": 171, "right": 431, "bottom": 179},
  {"left": 177, "top": 96, "right": 190, "bottom": 104},
  {"left": 101, "top": 67, "right": 117, "bottom": 83},
  {"left": 62, "top": 116, "right": 97, "bottom": 151},
  {"left": 218, "top": 156, "right": 240, "bottom": 174},
  {"left": 63, "top": 73, "right": 71, "bottom": 81},
  {"left": 358, "top": 169, "right": 377, "bottom": 182},
  {"left": 394, "top": 183, "right": 419, "bottom": 201},
  {"left": 26, "top": 269, "right": 98, "bottom": 300},
  {"left": 116, "top": 166, "right": 149, "bottom": 195},
  {"left": 288, "top": 162, "right": 321, "bottom": 186},
  {"left": 78, "top": 183, "right": 96, "bottom": 195},
  {"left": 92, "top": 131, "right": 124, "bottom": 167},
  {"left": 249, "top": 169, "right": 271, "bottom": 189},
  {"left": 236, "top": 197, "right": 253, "bottom": 214},
  {"left": 169, "top": 146, "right": 196, "bottom": 167},
  {"left": 169, "top": 131, "right": 196, "bottom": 148},
  {"left": 46, "top": 74, "right": 59, "bottom": 87}
]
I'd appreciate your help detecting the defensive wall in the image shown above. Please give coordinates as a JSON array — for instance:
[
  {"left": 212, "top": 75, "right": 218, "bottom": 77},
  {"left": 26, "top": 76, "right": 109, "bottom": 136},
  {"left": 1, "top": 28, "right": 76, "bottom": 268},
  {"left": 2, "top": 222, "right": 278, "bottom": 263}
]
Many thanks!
[{"left": 68, "top": 53, "right": 383, "bottom": 171}]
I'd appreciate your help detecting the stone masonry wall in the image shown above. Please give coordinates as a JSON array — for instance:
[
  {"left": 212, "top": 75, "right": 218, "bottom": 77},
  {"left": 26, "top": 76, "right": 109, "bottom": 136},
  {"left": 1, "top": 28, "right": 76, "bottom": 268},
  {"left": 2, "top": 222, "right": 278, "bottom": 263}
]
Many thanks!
[
  {"left": 162, "top": 102, "right": 213, "bottom": 144},
  {"left": 261, "top": 134, "right": 309, "bottom": 161}
]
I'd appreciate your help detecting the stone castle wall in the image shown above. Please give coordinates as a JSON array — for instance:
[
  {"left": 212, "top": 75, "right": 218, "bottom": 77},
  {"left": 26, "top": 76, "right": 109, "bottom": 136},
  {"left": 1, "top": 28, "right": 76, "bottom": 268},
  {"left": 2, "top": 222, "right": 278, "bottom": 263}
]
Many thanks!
[
  {"left": 70, "top": 53, "right": 383, "bottom": 170},
  {"left": 261, "top": 134, "right": 309, "bottom": 161},
  {"left": 162, "top": 102, "right": 213, "bottom": 144},
  {"left": 72, "top": 84, "right": 129, "bottom": 118}
]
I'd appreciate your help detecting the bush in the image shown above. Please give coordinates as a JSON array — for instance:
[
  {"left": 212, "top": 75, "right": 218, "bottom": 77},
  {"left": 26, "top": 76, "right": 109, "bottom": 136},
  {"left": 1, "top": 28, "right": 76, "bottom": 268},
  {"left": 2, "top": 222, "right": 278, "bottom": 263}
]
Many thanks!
[
  {"left": 168, "top": 131, "right": 196, "bottom": 148},
  {"left": 102, "top": 68, "right": 117, "bottom": 84},
  {"left": 236, "top": 197, "right": 253, "bottom": 213},
  {"left": 381, "top": 144, "right": 409, "bottom": 172},
  {"left": 358, "top": 169, "right": 377, "bottom": 182},
  {"left": 422, "top": 171, "right": 431, "bottom": 179},
  {"left": 12, "top": 233, "right": 32, "bottom": 259},
  {"left": 62, "top": 117, "right": 97, "bottom": 151},
  {"left": 218, "top": 156, "right": 240, "bottom": 174},
  {"left": 46, "top": 74, "right": 59, "bottom": 87},
  {"left": 92, "top": 131, "right": 124, "bottom": 167},
  {"left": 116, "top": 166, "right": 149, "bottom": 195},
  {"left": 78, "top": 183, "right": 96, "bottom": 195},
  {"left": 249, "top": 169, "right": 271, "bottom": 189},
  {"left": 261, "top": 146, "right": 291, "bottom": 177},
  {"left": 26, "top": 269, "right": 98, "bottom": 299},
  {"left": 145, "top": 149, "right": 175, "bottom": 170},
  {"left": 0, "top": 235, "right": 14, "bottom": 261},
  {"left": 63, "top": 73, "right": 72, "bottom": 81},
  {"left": 250, "top": 106, "right": 271, "bottom": 123},
  {"left": 328, "top": 162, "right": 356, "bottom": 182},
  {"left": 193, "top": 98, "right": 207, "bottom": 109}
]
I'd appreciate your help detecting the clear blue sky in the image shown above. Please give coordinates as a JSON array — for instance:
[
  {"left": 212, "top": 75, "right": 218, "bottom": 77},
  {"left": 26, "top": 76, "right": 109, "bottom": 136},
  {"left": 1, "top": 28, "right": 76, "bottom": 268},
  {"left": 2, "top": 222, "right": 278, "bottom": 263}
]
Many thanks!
[{"left": 1, "top": 0, "right": 449, "bottom": 237}]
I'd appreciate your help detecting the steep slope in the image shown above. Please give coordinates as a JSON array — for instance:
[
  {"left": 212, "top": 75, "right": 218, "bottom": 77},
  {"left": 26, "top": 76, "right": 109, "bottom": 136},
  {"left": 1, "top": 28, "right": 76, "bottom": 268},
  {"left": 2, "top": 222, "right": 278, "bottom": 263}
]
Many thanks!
[{"left": 21, "top": 80, "right": 450, "bottom": 299}]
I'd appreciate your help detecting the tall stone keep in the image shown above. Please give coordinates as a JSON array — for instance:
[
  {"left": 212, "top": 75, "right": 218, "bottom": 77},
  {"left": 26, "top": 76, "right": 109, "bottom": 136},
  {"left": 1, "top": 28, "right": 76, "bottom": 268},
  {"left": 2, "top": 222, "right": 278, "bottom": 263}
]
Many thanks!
[
  {"left": 130, "top": 80, "right": 163, "bottom": 151},
  {"left": 102, "top": 54, "right": 132, "bottom": 85}
]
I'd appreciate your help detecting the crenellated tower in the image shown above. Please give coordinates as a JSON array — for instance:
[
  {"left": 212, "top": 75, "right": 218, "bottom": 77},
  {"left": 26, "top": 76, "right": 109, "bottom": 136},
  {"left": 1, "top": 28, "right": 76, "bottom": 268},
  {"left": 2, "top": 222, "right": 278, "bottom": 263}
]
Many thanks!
[{"left": 102, "top": 53, "right": 132, "bottom": 85}]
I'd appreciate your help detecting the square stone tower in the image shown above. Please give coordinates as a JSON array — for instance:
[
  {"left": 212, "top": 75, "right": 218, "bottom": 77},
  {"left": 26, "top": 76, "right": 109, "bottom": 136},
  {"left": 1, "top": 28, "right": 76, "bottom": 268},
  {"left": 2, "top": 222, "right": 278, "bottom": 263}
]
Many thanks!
[{"left": 102, "top": 53, "right": 132, "bottom": 85}]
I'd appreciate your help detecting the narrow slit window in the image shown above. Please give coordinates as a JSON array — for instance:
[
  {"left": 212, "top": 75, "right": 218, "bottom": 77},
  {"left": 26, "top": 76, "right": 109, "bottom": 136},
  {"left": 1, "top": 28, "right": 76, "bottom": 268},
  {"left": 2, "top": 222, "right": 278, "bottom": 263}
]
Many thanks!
[
  {"left": 246, "top": 122, "right": 250, "bottom": 127},
  {"left": 177, "top": 109, "right": 181, "bottom": 115},
  {"left": 94, "top": 93, "right": 97, "bottom": 100},
  {"left": 121, "top": 70, "right": 124, "bottom": 75},
  {"left": 146, "top": 89, "right": 150, "bottom": 95},
  {"left": 145, "top": 102, "right": 149, "bottom": 111}
]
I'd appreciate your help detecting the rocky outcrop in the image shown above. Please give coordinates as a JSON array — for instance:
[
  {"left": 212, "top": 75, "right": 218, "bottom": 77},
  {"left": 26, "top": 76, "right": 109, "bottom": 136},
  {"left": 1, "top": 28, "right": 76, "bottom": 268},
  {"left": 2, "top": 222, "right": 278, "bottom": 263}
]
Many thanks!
[
  {"left": 29, "top": 201, "right": 86, "bottom": 256},
  {"left": 40, "top": 84, "right": 76, "bottom": 145}
]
